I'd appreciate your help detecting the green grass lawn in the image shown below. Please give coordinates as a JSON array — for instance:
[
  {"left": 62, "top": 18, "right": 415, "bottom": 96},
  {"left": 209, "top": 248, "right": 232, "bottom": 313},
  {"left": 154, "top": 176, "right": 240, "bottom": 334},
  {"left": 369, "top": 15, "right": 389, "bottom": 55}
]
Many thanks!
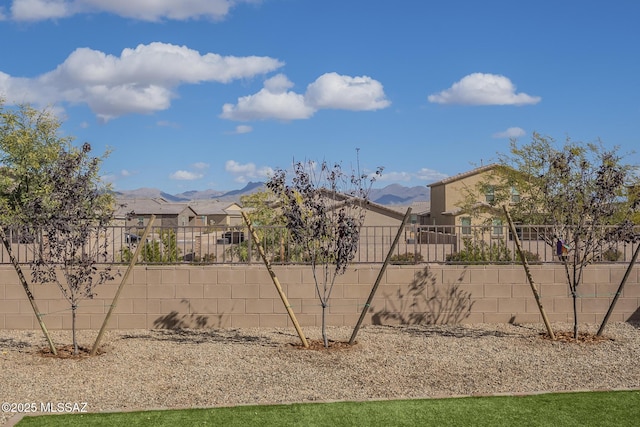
[{"left": 15, "top": 390, "right": 640, "bottom": 427}]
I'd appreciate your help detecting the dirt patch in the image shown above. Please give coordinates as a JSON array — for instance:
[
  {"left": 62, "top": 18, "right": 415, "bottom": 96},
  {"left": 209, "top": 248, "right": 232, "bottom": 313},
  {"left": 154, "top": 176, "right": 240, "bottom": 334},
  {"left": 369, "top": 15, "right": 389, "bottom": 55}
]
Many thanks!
[
  {"left": 540, "top": 331, "right": 613, "bottom": 344},
  {"left": 288, "top": 339, "right": 360, "bottom": 351},
  {"left": 38, "top": 345, "right": 106, "bottom": 359}
]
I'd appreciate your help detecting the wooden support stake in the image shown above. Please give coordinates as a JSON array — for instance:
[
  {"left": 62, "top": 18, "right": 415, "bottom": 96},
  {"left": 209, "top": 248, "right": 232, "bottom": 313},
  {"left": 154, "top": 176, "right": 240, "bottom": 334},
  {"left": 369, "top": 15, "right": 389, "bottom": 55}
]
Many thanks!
[
  {"left": 242, "top": 212, "right": 308, "bottom": 348},
  {"left": 503, "top": 205, "right": 555, "bottom": 339},
  {"left": 597, "top": 242, "right": 640, "bottom": 336},
  {"left": 0, "top": 227, "right": 57, "bottom": 355},
  {"left": 349, "top": 207, "right": 412, "bottom": 345},
  {"left": 91, "top": 216, "right": 156, "bottom": 356}
]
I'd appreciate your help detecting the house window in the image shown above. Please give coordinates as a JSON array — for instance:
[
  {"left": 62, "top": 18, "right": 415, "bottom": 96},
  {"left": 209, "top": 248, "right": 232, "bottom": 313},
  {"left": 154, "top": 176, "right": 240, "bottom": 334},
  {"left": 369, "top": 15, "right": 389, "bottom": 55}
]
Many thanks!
[
  {"left": 485, "top": 186, "right": 495, "bottom": 203},
  {"left": 461, "top": 217, "right": 471, "bottom": 235},
  {"left": 137, "top": 217, "right": 144, "bottom": 227},
  {"left": 492, "top": 218, "right": 503, "bottom": 235},
  {"left": 511, "top": 187, "right": 520, "bottom": 203}
]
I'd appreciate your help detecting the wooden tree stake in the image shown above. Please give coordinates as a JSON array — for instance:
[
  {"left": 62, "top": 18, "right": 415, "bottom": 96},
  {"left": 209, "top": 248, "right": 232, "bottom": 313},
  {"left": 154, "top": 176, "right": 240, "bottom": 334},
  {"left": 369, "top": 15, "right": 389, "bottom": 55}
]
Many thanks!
[
  {"left": 91, "top": 216, "right": 156, "bottom": 355},
  {"left": 0, "top": 227, "right": 57, "bottom": 355},
  {"left": 349, "top": 207, "right": 412, "bottom": 345},
  {"left": 242, "top": 212, "right": 309, "bottom": 348},
  {"left": 503, "top": 205, "right": 555, "bottom": 339},
  {"left": 597, "top": 242, "right": 640, "bottom": 336}
]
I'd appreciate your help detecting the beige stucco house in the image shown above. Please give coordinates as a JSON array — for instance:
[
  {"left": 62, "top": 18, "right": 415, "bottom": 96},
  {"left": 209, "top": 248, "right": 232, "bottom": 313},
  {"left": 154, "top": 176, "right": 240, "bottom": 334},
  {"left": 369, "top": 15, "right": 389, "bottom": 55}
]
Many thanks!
[
  {"left": 426, "top": 164, "right": 514, "bottom": 235},
  {"left": 115, "top": 198, "right": 199, "bottom": 228},
  {"left": 188, "top": 200, "right": 244, "bottom": 227},
  {"left": 115, "top": 198, "right": 247, "bottom": 229}
]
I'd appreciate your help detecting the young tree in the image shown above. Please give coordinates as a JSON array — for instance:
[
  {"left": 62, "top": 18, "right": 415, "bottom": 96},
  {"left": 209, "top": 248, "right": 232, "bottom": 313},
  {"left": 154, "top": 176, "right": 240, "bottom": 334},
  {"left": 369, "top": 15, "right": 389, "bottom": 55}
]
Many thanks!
[
  {"left": 0, "top": 102, "right": 74, "bottom": 354},
  {"left": 267, "top": 159, "right": 382, "bottom": 347},
  {"left": 26, "top": 143, "right": 114, "bottom": 354},
  {"left": 489, "top": 133, "right": 639, "bottom": 337},
  {"left": 29, "top": 142, "right": 117, "bottom": 354}
]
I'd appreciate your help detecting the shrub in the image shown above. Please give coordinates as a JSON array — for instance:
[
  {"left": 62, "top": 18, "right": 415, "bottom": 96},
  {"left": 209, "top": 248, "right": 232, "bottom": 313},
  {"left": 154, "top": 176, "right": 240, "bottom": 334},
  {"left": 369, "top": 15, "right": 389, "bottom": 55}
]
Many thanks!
[
  {"left": 390, "top": 252, "right": 424, "bottom": 264},
  {"left": 517, "top": 249, "right": 542, "bottom": 264},
  {"left": 121, "top": 229, "right": 181, "bottom": 263},
  {"left": 446, "top": 237, "right": 513, "bottom": 264},
  {"left": 602, "top": 247, "right": 622, "bottom": 262},
  {"left": 192, "top": 253, "right": 217, "bottom": 263}
]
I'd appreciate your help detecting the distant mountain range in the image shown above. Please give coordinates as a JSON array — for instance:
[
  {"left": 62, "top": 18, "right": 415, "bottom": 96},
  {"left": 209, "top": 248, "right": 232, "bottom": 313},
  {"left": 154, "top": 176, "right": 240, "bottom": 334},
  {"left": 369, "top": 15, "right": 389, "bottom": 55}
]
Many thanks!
[{"left": 115, "top": 181, "right": 430, "bottom": 205}]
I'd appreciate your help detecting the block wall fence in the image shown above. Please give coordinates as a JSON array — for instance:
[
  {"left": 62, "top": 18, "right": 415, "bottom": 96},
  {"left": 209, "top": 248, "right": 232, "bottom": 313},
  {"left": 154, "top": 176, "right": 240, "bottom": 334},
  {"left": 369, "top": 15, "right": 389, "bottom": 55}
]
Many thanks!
[{"left": 0, "top": 264, "right": 638, "bottom": 330}]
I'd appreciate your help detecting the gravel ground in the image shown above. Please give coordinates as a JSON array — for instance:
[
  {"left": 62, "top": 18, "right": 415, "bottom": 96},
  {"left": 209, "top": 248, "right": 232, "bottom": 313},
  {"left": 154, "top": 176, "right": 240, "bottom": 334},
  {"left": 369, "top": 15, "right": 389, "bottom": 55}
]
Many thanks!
[{"left": 1, "top": 322, "right": 639, "bottom": 425}]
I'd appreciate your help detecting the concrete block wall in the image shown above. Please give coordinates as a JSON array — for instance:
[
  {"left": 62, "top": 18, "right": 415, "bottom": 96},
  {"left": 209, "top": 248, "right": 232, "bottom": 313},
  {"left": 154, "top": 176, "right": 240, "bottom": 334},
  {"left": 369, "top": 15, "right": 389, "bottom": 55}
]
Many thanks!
[{"left": 0, "top": 264, "right": 638, "bottom": 330}]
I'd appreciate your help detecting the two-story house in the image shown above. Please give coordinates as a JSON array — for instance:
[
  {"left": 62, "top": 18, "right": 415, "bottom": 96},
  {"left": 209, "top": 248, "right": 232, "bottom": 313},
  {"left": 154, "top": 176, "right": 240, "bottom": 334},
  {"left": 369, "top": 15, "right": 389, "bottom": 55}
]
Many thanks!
[{"left": 425, "top": 164, "right": 519, "bottom": 238}]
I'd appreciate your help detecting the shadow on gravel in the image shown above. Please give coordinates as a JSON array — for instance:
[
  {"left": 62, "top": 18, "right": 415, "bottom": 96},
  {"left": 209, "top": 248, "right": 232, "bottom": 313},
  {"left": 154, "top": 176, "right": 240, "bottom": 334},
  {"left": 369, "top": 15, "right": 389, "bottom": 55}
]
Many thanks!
[
  {"left": 118, "top": 329, "right": 276, "bottom": 346},
  {"left": 386, "top": 324, "right": 524, "bottom": 339},
  {"left": 0, "top": 337, "right": 32, "bottom": 349}
]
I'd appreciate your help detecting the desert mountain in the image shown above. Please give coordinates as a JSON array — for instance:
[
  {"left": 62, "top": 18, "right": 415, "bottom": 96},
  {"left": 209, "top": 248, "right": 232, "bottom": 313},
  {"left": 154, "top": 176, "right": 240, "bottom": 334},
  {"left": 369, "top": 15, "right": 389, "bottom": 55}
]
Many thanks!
[{"left": 116, "top": 182, "right": 429, "bottom": 206}]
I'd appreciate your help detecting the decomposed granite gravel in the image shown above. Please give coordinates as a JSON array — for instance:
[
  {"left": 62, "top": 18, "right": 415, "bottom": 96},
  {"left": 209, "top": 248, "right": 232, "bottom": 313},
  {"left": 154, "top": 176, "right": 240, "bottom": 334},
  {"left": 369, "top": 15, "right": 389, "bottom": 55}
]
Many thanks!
[{"left": 1, "top": 322, "right": 639, "bottom": 425}]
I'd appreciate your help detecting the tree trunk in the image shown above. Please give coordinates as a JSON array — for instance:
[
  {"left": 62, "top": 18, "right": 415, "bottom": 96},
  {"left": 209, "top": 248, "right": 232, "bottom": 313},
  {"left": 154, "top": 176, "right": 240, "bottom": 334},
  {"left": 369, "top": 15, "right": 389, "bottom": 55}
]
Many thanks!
[
  {"left": 72, "top": 304, "right": 78, "bottom": 355},
  {"left": 322, "top": 303, "right": 328, "bottom": 348},
  {"left": 562, "top": 261, "right": 579, "bottom": 338},
  {"left": 572, "top": 292, "right": 578, "bottom": 339}
]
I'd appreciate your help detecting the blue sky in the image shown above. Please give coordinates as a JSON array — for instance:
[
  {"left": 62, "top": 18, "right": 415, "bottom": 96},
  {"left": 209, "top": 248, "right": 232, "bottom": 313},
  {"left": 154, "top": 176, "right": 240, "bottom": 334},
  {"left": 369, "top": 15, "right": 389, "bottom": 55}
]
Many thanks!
[{"left": 1, "top": 0, "right": 639, "bottom": 194}]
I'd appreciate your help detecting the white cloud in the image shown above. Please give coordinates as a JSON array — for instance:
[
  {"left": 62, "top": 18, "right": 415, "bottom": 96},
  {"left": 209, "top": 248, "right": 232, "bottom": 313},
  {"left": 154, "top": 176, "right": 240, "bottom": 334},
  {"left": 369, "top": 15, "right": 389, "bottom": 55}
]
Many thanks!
[
  {"left": 221, "top": 72, "right": 390, "bottom": 121},
  {"left": 10, "top": 0, "right": 254, "bottom": 22},
  {"left": 225, "top": 160, "right": 273, "bottom": 182},
  {"left": 305, "top": 72, "right": 390, "bottom": 111},
  {"left": 0, "top": 42, "right": 283, "bottom": 121},
  {"left": 428, "top": 73, "right": 541, "bottom": 106},
  {"left": 221, "top": 74, "right": 315, "bottom": 121},
  {"left": 376, "top": 171, "right": 412, "bottom": 183},
  {"left": 492, "top": 127, "right": 526, "bottom": 139},
  {"left": 157, "top": 120, "right": 180, "bottom": 128},
  {"left": 192, "top": 162, "right": 210, "bottom": 170},
  {"left": 11, "top": 0, "right": 70, "bottom": 21},
  {"left": 101, "top": 174, "right": 116, "bottom": 184},
  {"left": 376, "top": 168, "right": 448, "bottom": 185},
  {"left": 170, "top": 170, "right": 204, "bottom": 180},
  {"left": 102, "top": 168, "right": 135, "bottom": 184},
  {"left": 234, "top": 125, "right": 253, "bottom": 134},
  {"left": 415, "top": 168, "right": 448, "bottom": 183}
]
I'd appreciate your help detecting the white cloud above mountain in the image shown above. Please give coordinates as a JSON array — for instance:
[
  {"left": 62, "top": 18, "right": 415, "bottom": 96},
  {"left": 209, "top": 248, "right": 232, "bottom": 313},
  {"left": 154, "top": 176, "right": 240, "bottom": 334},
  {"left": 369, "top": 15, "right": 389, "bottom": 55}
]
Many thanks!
[
  {"left": 492, "top": 127, "right": 526, "bottom": 138},
  {"left": 428, "top": 73, "right": 541, "bottom": 106},
  {"left": 377, "top": 168, "right": 448, "bottom": 185},
  {"left": 170, "top": 170, "right": 204, "bottom": 181},
  {"left": 192, "top": 162, "right": 210, "bottom": 170},
  {"left": 220, "top": 72, "right": 390, "bottom": 121},
  {"left": 225, "top": 160, "right": 274, "bottom": 183},
  {"left": 9, "top": 0, "right": 255, "bottom": 22},
  {"left": 0, "top": 42, "right": 283, "bottom": 122}
]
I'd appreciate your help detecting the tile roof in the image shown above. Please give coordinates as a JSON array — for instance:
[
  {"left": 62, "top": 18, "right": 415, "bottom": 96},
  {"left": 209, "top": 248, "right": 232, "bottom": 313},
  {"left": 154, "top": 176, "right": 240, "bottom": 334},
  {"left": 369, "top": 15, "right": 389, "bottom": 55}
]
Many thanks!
[
  {"left": 428, "top": 163, "right": 499, "bottom": 187},
  {"left": 115, "top": 198, "right": 193, "bottom": 216}
]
